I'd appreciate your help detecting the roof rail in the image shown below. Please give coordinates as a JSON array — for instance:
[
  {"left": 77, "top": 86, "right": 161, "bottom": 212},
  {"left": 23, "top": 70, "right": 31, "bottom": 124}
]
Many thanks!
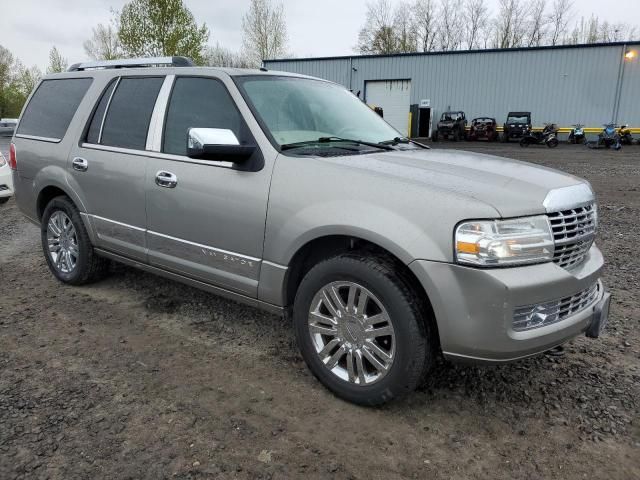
[{"left": 67, "top": 56, "right": 194, "bottom": 72}]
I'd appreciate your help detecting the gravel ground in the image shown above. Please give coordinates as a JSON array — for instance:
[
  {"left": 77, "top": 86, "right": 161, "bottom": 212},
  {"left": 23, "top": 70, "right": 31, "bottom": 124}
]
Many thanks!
[{"left": 0, "top": 139, "right": 638, "bottom": 480}]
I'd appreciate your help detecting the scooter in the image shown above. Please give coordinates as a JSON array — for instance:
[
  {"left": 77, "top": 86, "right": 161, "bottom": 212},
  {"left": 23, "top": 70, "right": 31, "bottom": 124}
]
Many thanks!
[
  {"left": 618, "top": 124, "right": 634, "bottom": 145},
  {"left": 598, "top": 123, "right": 622, "bottom": 150},
  {"left": 567, "top": 124, "right": 586, "bottom": 144},
  {"left": 520, "top": 123, "right": 559, "bottom": 148}
]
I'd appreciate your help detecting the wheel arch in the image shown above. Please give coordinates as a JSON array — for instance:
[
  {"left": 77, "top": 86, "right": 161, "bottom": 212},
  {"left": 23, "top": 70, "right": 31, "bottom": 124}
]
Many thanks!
[
  {"left": 36, "top": 185, "right": 71, "bottom": 220},
  {"left": 35, "top": 179, "right": 97, "bottom": 245},
  {"left": 279, "top": 233, "right": 440, "bottom": 347},
  {"left": 33, "top": 165, "right": 88, "bottom": 220}
]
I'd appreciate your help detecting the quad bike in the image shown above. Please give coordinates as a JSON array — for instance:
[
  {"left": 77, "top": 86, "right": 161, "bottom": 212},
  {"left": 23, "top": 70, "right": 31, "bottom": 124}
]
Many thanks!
[
  {"left": 618, "top": 124, "right": 634, "bottom": 145},
  {"left": 598, "top": 123, "right": 622, "bottom": 150},
  {"left": 567, "top": 124, "right": 586, "bottom": 144},
  {"left": 520, "top": 123, "right": 559, "bottom": 148}
]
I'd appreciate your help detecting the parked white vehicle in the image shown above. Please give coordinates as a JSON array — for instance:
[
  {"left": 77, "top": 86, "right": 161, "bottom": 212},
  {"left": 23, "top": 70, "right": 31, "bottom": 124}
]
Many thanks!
[{"left": 0, "top": 151, "right": 14, "bottom": 204}]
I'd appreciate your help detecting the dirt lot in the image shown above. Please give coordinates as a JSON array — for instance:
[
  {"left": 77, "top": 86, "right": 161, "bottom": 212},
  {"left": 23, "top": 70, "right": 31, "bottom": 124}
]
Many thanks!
[{"left": 0, "top": 140, "right": 638, "bottom": 480}]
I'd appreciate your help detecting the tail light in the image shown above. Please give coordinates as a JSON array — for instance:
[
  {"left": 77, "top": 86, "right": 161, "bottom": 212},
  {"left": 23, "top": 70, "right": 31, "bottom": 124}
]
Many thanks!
[{"left": 9, "top": 142, "right": 17, "bottom": 170}]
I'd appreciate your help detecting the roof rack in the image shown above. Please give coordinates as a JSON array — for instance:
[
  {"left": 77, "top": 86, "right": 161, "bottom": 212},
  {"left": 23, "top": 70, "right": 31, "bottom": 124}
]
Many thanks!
[{"left": 67, "top": 56, "right": 194, "bottom": 72}]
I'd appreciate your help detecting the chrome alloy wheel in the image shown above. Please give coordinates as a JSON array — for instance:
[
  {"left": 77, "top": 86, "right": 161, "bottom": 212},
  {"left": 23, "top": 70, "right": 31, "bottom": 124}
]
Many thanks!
[
  {"left": 308, "top": 281, "right": 396, "bottom": 385},
  {"left": 47, "top": 211, "right": 79, "bottom": 274}
]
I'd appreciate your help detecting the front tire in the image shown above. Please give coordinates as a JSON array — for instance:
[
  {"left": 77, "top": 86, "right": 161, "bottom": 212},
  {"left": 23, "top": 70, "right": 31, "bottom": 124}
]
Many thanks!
[
  {"left": 41, "top": 196, "right": 109, "bottom": 285},
  {"left": 0, "top": 197, "right": 9, "bottom": 205},
  {"left": 293, "top": 254, "right": 435, "bottom": 406}
]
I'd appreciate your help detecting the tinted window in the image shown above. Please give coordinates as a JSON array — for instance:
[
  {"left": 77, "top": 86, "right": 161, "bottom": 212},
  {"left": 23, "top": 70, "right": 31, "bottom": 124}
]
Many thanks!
[
  {"left": 101, "top": 77, "right": 164, "bottom": 150},
  {"left": 163, "top": 77, "right": 242, "bottom": 156},
  {"left": 85, "top": 79, "right": 117, "bottom": 144},
  {"left": 17, "top": 78, "right": 92, "bottom": 140}
]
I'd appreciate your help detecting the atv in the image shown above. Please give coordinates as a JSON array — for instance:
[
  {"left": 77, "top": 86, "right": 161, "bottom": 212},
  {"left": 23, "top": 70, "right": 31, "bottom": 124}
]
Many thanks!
[
  {"left": 468, "top": 117, "right": 499, "bottom": 141},
  {"left": 433, "top": 111, "right": 467, "bottom": 142},
  {"left": 503, "top": 112, "right": 532, "bottom": 142}
]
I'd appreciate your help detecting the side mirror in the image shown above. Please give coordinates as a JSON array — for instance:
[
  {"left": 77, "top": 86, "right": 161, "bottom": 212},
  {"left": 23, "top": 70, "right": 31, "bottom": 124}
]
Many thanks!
[{"left": 187, "top": 128, "right": 256, "bottom": 163}]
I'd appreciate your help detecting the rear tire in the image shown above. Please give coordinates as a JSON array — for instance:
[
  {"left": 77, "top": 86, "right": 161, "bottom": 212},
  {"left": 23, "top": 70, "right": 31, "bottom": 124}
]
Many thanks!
[
  {"left": 41, "top": 196, "right": 109, "bottom": 285},
  {"left": 519, "top": 138, "right": 529, "bottom": 147},
  {"left": 293, "top": 254, "right": 435, "bottom": 406}
]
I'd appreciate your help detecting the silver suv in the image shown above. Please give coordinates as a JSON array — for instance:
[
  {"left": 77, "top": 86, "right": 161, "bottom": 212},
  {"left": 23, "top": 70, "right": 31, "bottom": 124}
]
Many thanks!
[{"left": 10, "top": 57, "right": 610, "bottom": 405}]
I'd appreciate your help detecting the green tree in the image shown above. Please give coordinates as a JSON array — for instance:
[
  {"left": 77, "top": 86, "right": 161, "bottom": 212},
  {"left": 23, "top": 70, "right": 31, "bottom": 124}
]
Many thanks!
[
  {"left": 47, "top": 46, "right": 68, "bottom": 74},
  {"left": 0, "top": 45, "right": 15, "bottom": 117},
  {"left": 117, "top": 0, "right": 209, "bottom": 65}
]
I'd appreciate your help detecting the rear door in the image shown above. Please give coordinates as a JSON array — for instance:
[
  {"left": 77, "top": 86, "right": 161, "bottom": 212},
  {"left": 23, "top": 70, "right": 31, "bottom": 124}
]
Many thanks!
[
  {"left": 68, "top": 75, "right": 166, "bottom": 261},
  {"left": 144, "top": 75, "right": 272, "bottom": 297}
]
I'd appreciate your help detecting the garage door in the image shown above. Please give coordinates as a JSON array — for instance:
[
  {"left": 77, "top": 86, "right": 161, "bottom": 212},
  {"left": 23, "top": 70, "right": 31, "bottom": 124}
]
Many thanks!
[{"left": 365, "top": 80, "right": 411, "bottom": 136}]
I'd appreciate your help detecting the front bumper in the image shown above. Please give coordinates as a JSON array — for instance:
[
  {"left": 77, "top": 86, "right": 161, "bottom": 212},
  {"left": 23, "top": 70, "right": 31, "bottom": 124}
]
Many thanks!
[
  {"left": 506, "top": 128, "right": 527, "bottom": 137},
  {"left": 410, "top": 244, "right": 606, "bottom": 363}
]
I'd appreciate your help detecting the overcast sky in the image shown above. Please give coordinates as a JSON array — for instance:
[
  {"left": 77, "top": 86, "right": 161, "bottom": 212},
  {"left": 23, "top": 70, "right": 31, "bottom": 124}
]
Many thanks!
[{"left": 1, "top": 0, "right": 638, "bottom": 69}]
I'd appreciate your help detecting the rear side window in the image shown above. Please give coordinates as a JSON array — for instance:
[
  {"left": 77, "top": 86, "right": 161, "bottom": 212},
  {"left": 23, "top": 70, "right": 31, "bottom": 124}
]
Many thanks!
[
  {"left": 99, "top": 77, "right": 164, "bottom": 150},
  {"left": 85, "top": 79, "right": 117, "bottom": 145},
  {"left": 163, "top": 77, "right": 243, "bottom": 156},
  {"left": 17, "top": 78, "right": 92, "bottom": 141}
]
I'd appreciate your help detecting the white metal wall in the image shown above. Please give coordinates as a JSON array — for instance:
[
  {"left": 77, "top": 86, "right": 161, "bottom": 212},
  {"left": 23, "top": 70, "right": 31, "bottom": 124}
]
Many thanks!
[{"left": 265, "top": 43, "right": 640, "bottom": 130}]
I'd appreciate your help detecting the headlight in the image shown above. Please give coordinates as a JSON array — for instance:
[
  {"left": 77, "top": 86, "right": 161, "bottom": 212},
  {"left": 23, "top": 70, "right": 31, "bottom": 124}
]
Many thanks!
[{"left": 455, "top": 216, "right": 554, "bottom": 267}]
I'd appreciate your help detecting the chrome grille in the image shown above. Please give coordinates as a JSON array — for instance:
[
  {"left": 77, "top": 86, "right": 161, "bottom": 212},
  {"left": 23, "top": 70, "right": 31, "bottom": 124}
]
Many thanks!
[
  {"left": 513, "top": 282, "right": 600, "bottom": 331},
  {"left": 547, "top": 203, "right": 596, "bottom": 269}
]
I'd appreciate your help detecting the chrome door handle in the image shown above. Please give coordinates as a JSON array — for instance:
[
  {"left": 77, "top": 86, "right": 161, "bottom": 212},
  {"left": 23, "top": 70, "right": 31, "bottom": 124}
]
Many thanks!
[
  {"left": 72, "top": 157, "right": 88, "bottom": 172},
  {"left": 155, "top": 171, "right": 178, "bottom": 188}
]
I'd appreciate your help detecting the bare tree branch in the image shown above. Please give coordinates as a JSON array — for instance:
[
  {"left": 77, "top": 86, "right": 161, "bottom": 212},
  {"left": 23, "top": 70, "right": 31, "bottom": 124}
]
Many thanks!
[
  {"left": 242, "top": 0, "right": 288, "bottom": 66},
  {"left": 84, "top": 23, "right": 121, "bottom": 60},
  {"left": 438, "top": 0, "right": 464, "bottom": 51},
  {"left": 548, "top": 0, "right": 572, "bottom": 45},
  {"left": 412, "top": 0, "right": 439, "bottom": 52},
  {"left": 463, "top": 0, "right": 490, "bottom": 49}
]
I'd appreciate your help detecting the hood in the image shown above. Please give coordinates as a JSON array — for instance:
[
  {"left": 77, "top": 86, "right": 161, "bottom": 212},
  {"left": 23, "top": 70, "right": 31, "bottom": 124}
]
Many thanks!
[{"left": 325, "top": 148, "right": 587, "bottom": 217}]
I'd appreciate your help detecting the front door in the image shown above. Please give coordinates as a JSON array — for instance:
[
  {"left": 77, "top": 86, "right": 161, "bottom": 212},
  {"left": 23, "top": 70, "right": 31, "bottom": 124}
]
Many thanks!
[
  {"left": 145, "top": 76, "right": 272, "bottom": 297},
  {"left": 69, "top": 75, "right": 165, "bottom": 261}
]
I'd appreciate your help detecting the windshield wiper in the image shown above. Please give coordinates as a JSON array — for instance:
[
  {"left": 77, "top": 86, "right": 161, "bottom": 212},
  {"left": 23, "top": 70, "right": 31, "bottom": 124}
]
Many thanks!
[
  {"left": 281, "top": 136, "right": 394, "bottom": 151},
  {"left": 379, "top": 136, "right": 430, "bottom": 148}
]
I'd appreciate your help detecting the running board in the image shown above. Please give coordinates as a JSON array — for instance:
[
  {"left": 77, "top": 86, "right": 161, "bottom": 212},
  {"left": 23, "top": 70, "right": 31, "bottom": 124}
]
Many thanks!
[{"left": 94, "top": 248, "right": 284, "bottom": 316}]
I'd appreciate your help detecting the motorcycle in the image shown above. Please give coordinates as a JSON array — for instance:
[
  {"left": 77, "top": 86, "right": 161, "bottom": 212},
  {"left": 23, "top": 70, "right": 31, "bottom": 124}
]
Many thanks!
[
  {"left": 519, "top": 123, "right": 559, "bottom": 148},
  {"left": 567, "top": 124, "right": 586, "bottom": 144},
  {"left": 618, "top": 124, "right": 634, "bottom": 145},
  {"left": 598, "top": 123, "right": 622, "bottom": 150}
]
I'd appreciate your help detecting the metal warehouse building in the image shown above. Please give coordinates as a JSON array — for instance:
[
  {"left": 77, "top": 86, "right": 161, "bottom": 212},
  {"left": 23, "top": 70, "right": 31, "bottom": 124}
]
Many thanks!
[{"left": 264, "top": 42, "right": 640, "bottom": 138}]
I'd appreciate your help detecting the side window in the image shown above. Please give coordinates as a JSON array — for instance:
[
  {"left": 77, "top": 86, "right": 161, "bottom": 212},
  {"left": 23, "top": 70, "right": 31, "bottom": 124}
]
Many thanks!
[
  {"left": 100, "top": 77, "right": 164, "bottom": 150},
  {"left": 17, "top": 78, "right": 92, "bottom": 141},
  {"left": 163, "top": 77, "right": 243, "bottom": 156},
  {"left": 85, "top": 79, "right": 117, "bottom": 144}
]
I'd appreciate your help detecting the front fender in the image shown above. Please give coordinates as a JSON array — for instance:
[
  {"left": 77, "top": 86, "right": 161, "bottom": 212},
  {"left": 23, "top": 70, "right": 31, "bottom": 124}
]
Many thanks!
[{"left": 270, "top": 199, "right": 447, "bottom": 267}]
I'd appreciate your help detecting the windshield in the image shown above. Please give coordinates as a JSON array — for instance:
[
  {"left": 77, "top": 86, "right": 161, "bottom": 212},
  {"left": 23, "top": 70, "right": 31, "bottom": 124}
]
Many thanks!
[
  {"left": 235, "top": 76, "right": 402, "bottom": 148},
  {"left": 441, "top": 112, "right": 461, "bottom": 121},
  {"left": 507, "top": 115, "right": 529, "bottom": 123}
]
